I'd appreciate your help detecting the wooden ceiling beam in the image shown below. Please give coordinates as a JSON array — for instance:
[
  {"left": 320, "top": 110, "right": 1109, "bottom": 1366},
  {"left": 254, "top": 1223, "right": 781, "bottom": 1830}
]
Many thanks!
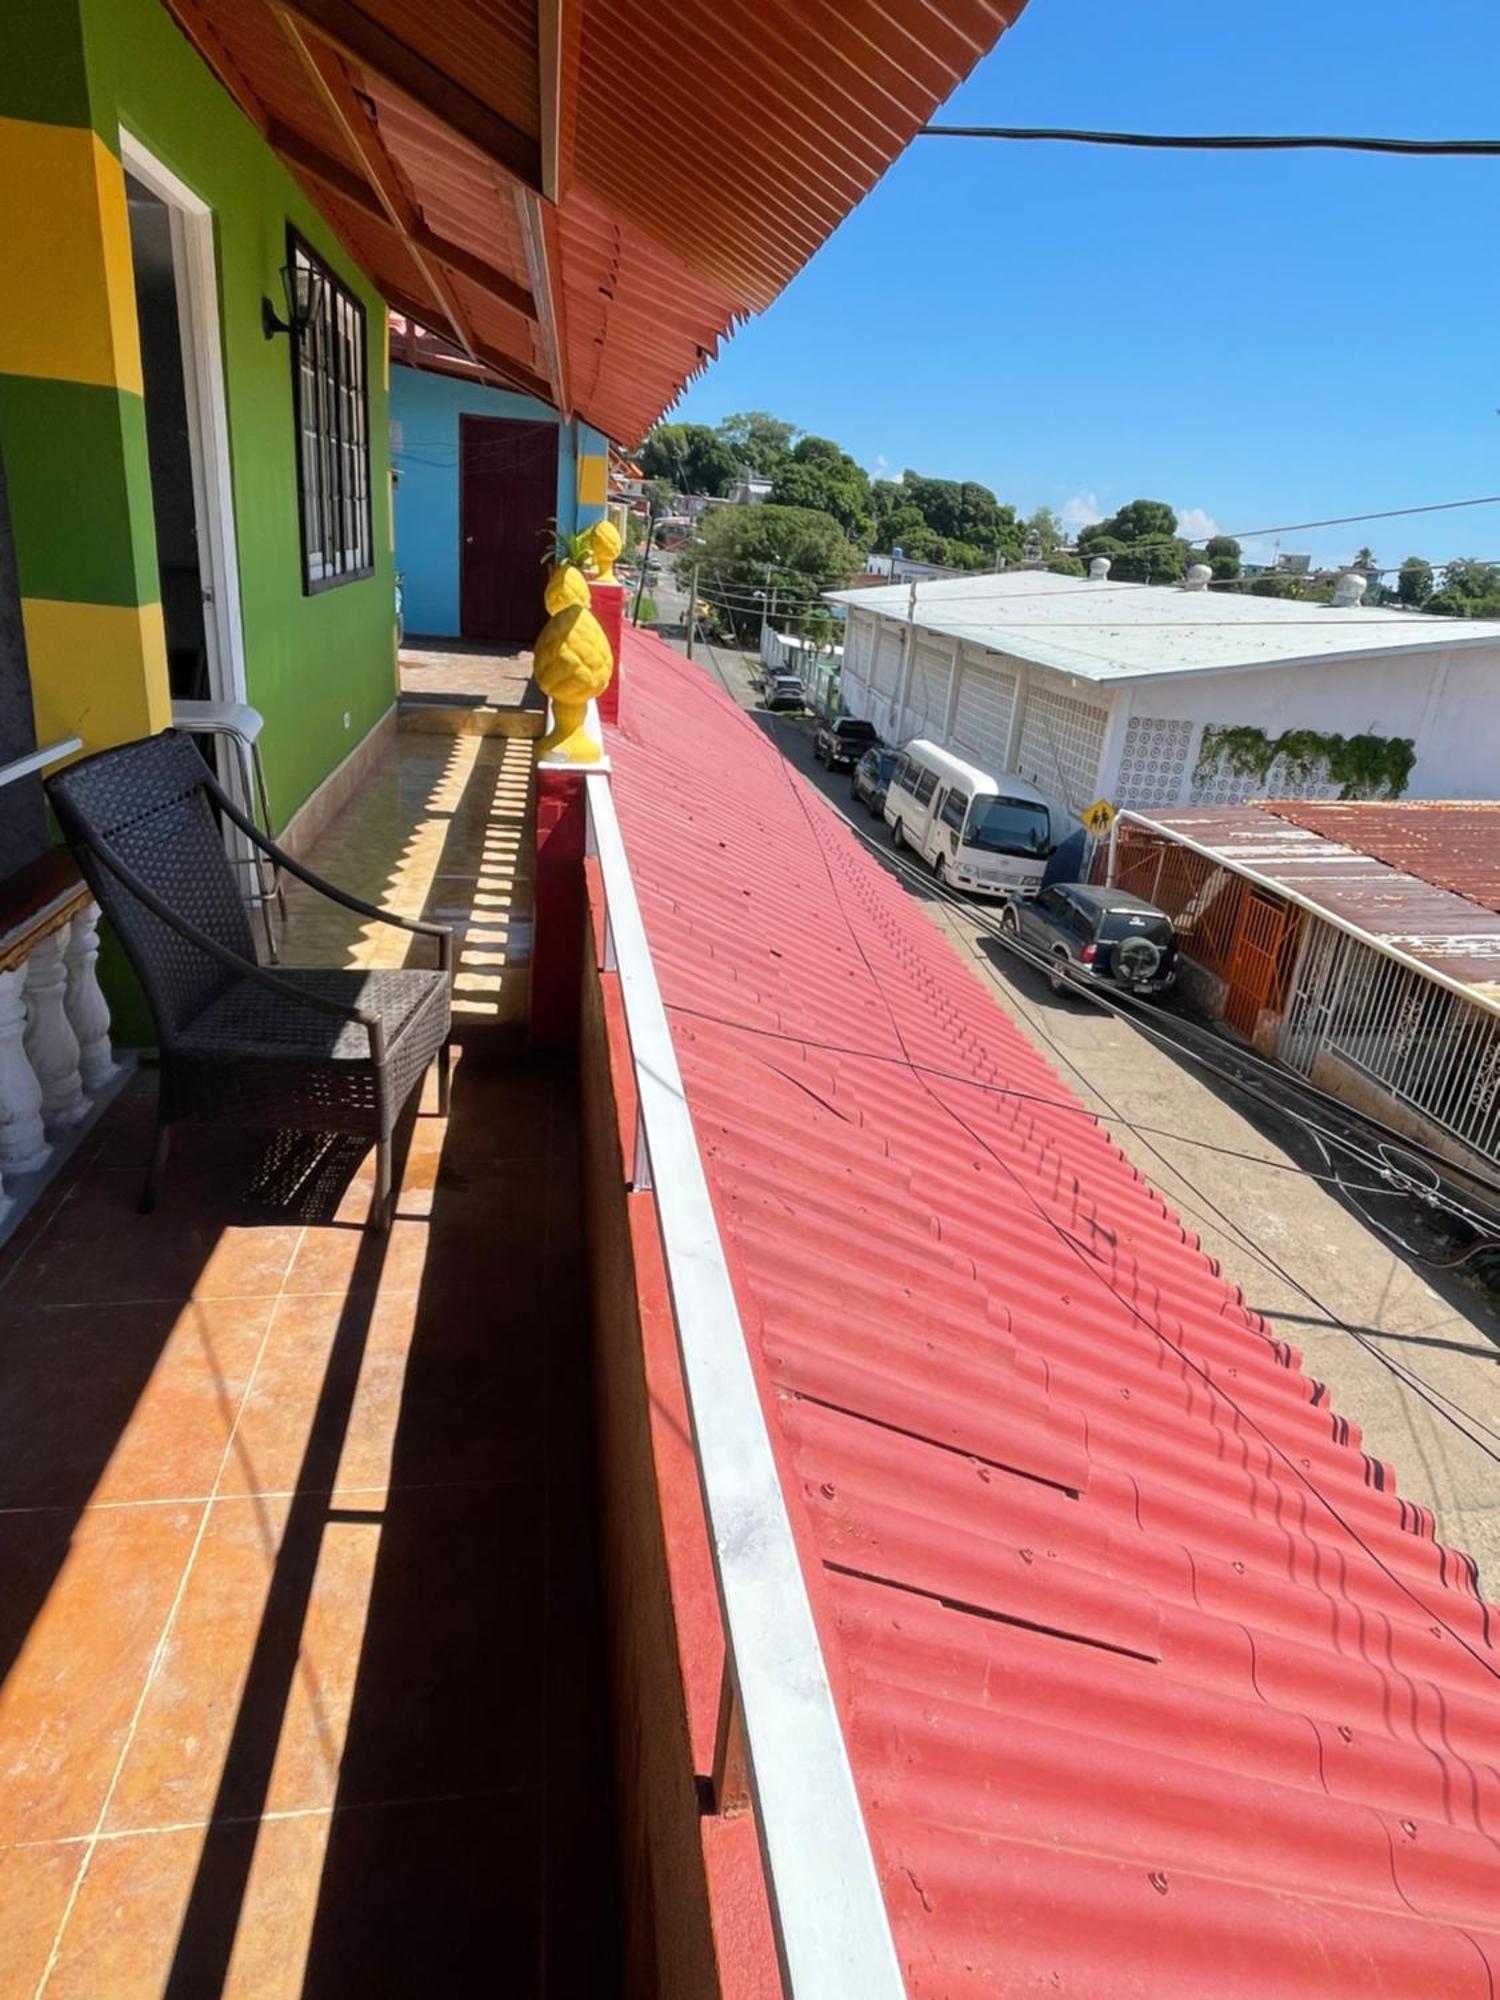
[
  {"left": 275, "top": 12, "right": 489, "bottom": 373},
  {"left": 513, "top": 185, "right": 570, "bottom": 417},
  {"left": 271, "top": 118, "right": 537, "bottom": 323},
  {"left": 274, "top": 0, "right": 542, "bottom": 193},
  {"left": 536, "top": 0, "right": 564, "bottom": 204},
  {"left": 268, "top": 119, "right": 385, "bottom": 219}
]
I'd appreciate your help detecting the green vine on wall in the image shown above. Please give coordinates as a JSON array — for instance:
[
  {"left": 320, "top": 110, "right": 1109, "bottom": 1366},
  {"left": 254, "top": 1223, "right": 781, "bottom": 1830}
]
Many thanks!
[{"left": 1194, "top": 724, "right": 1416, "bottom": 799}]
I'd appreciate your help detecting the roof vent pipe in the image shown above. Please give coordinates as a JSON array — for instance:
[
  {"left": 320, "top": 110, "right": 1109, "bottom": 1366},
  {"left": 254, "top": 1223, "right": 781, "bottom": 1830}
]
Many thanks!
[
  {"left": 1184, "top": 564, "right": 1213, "bottom": 592},
  {"left": 1088, "top": 556, "right": 1112, "bottom": 580},
  {"left": 1332, "top": 571, "right": 1368, "bottom": 608}
]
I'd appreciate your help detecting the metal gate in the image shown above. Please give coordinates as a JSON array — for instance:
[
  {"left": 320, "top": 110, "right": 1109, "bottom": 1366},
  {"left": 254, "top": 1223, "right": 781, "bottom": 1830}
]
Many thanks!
[
  {"left": 1279, "top": 919, "right": 1339, "bottom": 1073},
  {"left": 1278, "top": 914, "right": 1500, "bottom": 1165},
  {"left": 1223, "top": 891, "right": 1288, "bottom": 1039}
]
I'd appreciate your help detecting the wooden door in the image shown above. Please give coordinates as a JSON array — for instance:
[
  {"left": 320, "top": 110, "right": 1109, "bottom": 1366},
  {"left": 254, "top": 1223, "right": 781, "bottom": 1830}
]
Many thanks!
[{"left": 459, "top": 415, "right": 556, "bottom": 643}]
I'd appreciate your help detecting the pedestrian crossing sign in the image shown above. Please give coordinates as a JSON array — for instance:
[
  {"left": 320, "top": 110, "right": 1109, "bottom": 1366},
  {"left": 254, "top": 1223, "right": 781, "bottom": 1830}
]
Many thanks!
[{"left": 1081, "top": 798, "right": 1117, "bottom": 837}]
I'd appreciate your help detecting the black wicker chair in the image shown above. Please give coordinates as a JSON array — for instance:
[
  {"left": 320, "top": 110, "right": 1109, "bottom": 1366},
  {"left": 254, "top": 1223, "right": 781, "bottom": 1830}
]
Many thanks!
[{"left": 48, "top": 731, "right": 452, "bottom": 1229}]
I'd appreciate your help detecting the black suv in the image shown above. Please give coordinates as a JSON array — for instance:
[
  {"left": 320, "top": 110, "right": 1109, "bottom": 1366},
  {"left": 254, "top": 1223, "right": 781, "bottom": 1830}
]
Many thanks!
[
  {"left": 813, "top": 715, "right": 880, "bottom": 770},
  {"left": 1002, "top": 884, "right": 1178, "bottom": 998}
]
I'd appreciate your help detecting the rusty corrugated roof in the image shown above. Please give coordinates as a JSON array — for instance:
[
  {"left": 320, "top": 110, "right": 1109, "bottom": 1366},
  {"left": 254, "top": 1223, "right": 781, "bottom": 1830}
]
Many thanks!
[
  {"left": 1139, "top": 804, "right": 1500, "bottom": 999},
  {"left": 608, "top": 627, "right": 1500, "bottom": 1996},
  {"left": 1260, "top": 801, "right": 1500, "bottom": 919},
  {"left": 159, "top": 0, "right": 1025, "bottom": 440}
]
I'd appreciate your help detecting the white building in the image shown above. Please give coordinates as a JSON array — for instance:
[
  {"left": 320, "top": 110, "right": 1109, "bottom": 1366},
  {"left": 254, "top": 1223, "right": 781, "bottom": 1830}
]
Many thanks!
[{"left": 825, "top": 568, "right": 1500, "bottom": 815}]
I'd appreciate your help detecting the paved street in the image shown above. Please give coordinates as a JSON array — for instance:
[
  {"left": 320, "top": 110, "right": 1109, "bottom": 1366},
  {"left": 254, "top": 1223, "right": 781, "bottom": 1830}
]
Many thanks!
[{"left": 670, "top": 625, "right": 1500, "bottom": 1588}]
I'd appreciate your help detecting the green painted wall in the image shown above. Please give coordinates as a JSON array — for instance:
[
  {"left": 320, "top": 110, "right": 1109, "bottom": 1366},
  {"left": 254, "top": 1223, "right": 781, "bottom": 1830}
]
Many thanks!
[{"left": 78, "top": 0, "right": 397, "bottom": 827}]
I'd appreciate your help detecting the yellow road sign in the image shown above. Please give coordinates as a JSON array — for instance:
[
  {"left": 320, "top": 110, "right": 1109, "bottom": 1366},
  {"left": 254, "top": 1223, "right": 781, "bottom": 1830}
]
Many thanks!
[{"left": 1081, "top": 798, "right": 1117, "bottom": 837}]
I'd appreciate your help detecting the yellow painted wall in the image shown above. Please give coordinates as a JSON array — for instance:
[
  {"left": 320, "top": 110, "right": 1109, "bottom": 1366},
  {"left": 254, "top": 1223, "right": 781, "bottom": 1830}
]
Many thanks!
[{"left": 20, "top": 599, "right": 169, "bottom": 752}]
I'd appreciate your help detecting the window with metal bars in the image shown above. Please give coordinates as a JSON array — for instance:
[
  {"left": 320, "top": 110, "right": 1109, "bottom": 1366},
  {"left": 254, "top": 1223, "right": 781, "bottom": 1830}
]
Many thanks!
[{"left": 289, "top": 231, "right": 372, "bottom": 593}]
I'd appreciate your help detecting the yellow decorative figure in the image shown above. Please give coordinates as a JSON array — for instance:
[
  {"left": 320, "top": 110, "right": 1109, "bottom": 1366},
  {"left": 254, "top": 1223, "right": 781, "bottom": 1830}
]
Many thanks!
[
  {"left": 534, "top": 563, "right": 613, "bottom": 762},
  {"left": 587, "top": 517, "right": 623, "bottom": 584}
]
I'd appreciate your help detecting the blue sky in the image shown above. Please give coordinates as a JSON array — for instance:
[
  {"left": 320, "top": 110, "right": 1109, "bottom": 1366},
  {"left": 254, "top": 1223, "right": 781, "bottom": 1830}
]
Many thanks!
[{"left": 667, "top": 0, "right": 1500, "bottom": 571}]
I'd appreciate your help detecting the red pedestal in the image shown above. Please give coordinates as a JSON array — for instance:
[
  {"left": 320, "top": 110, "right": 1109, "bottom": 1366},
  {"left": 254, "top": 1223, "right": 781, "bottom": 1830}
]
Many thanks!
[
  {"left": 589, "top": 580, "right": 625, "bottom": 725},
  {"left": 532, "top": 764, "right": 587, "bottom": 1049}
]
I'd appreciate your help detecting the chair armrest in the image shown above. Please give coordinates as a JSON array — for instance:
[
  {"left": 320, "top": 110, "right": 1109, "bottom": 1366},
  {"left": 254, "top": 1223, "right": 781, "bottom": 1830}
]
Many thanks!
[
  {"left": 202, "top": 767, "right": 452, "bottom": 964},
  {"left": 86, "top": 841, "right": 380, "bottom": 1037}
]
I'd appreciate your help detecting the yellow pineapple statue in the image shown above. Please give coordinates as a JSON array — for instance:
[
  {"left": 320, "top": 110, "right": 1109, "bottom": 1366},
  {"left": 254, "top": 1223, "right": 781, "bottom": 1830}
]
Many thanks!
[
  {"left": 587, "top": 517, "right": 623, "bottom": 584},
  {"left": 534, "top": 563, "right": 614, "bottom": 762}
]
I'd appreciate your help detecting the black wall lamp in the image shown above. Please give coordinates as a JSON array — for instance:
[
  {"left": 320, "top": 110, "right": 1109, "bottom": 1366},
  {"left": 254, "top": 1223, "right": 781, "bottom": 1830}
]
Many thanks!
[{"left": 262, "top": 260, "right": 324, "bottom": 340}]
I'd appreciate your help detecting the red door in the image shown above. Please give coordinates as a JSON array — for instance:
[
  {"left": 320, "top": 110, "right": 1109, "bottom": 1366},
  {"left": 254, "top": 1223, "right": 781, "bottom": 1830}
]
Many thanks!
[{"left": 458, "top": 415, "right": 557, "bottom": 643}]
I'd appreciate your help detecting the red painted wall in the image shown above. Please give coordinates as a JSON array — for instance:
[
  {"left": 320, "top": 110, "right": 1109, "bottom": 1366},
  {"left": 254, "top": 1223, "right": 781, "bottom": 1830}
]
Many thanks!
[{"left": 579, "top": 862, "right": 780, "bottom": 1998}]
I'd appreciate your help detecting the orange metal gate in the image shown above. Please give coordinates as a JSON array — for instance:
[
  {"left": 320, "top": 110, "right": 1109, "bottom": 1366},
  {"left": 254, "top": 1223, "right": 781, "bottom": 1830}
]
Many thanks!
[{"left": 1223, "top": 892, "right": 1290, "bottom": 1039}]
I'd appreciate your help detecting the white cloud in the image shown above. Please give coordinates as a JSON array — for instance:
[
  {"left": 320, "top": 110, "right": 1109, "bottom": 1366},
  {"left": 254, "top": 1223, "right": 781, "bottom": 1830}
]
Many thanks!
[
  {"left": 1176, "top": 506, "right": 1220, "bottom": 542},
  {"left": 1060, "top": 491, "right": 1104, "bottom": 531},
  {"left": 869, "top": 452, "right": 892, "bottom": 478}
]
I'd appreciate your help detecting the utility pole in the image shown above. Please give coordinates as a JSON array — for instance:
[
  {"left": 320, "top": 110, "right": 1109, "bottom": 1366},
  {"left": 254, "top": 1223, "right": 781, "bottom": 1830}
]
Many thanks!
[
  {"left": 632, "top": 504, "right": 657, "bottom": 626},
  {"left": 759, "top": 562, "right": 778, "bottom": 660},
  {"left": 685, "top": 560, "right": 700, "bottom": 659}
]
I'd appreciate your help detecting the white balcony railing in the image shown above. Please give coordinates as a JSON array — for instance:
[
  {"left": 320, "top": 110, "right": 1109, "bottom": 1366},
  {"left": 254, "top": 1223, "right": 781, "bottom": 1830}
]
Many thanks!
[
  {"left": 0, "top": 741, "right": 120, "bottom": 1231},
  {"left": 583, "top": 770, "right": 906, "bottom": 2000}
]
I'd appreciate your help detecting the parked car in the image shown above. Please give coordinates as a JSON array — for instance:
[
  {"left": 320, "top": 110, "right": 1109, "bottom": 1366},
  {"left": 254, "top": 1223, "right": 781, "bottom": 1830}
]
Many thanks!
[
  {"left": 1002, "top": 884, "right": 1178, "bottom": 998},
  {"left": 884, "top": 739, "right": 1053, "bottom": 900},
  {"left": 813, "top": 715, "right": 881, "bottom": 770},
  {"left": 763, "top": 674, "right": 805, "bottom": 712},
  {"left": 850, "top": 746, "right": 899, "bottom": 816}
]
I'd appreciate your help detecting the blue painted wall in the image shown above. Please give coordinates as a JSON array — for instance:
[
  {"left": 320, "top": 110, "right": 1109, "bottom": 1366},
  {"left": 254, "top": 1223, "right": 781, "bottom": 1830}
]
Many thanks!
[{"left": 390, "top": 365, "right": 609, "bottom": 638}]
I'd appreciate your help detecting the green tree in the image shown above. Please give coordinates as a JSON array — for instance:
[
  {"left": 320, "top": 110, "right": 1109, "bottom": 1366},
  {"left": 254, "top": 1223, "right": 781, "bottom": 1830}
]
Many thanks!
[
  {"left": 1045, "top": 552, "right": 1086, "bottom": 577},
  {"left": 1078, "top": 499, "right": 1183, "bottom": 583},
  {"left": 1397, "top": 556, "right": 1434, "bottom": 608},
  {"left": 1428, "top": 559, "right": 1500, "bottom": 618},
  {"left": 1204, "top": 534, "right": 1242, "bottom": 581},
  {"left": 717, "top": 411, "right": 798, "bottom": 476},
  {"left": 1249, "top": 571, "right": 1311, "bottom": 600},
  {"left": 1351, "top": 546, "right": 1382, "bottom": 603},
  {"left": 678, "top": 505, "right": 857, "bottom": 646},
  {"left": 639, "top": 423, "right": 740, "bottom": 496},
  {"left": 869, "top": 470, "right": 1023, "bottom": 569},
  {"left": 769, "top": 436, "right": 873, "bottom": 542},
  {"left": 1025, "top": 506, "right": 1066, "bottom": 557}
]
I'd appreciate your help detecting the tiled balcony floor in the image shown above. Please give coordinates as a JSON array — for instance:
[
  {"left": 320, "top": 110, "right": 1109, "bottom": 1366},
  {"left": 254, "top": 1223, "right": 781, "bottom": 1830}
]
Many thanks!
[
  {"left": 398, "top": 641, "right": 544, "bottom": 737},
  {"left": 0, "top": 737, "right": 619, "bottom": 1996}
]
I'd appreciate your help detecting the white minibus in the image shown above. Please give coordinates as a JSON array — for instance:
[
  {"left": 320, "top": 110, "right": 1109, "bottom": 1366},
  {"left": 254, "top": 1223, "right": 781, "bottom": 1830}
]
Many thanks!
[{"left": 883, "top": 740, "right": 1054, "bottom": 899}]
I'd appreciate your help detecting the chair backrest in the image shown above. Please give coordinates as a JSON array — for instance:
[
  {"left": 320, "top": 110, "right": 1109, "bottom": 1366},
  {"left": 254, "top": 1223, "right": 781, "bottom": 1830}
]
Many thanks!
[{"left": 47, "top": 731, "right": 256, "bottom": 1041}]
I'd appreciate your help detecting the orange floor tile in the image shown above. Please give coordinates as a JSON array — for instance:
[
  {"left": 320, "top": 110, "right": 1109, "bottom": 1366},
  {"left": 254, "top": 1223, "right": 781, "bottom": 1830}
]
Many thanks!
[{"left": 0, "top": 735, "right": 618, "bottom": 1997}]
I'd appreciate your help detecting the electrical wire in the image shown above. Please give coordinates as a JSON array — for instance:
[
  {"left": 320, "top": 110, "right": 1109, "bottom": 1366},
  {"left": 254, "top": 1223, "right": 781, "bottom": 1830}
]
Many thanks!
[{"left": 919, "top": 125, "right": 1500, "bottom": 157}]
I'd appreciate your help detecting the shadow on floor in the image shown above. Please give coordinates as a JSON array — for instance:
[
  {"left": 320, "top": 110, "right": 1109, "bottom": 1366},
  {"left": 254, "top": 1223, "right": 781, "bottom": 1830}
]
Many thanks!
[{"left": 160, "top": 1046, "right": 619, "bottom": 1998}]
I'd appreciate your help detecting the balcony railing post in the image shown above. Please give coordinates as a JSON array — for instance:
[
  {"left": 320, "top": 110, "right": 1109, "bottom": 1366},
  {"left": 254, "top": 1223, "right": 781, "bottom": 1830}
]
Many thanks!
[
  {"left": 23, "top": 930, "right": 88, "bottom": 1125},
  {"left": 63, "top": 901, "right": 116, "bottom": 1091},
  {"left": 0, "top": 965, "right": 49, "bottom": 1173},
  {"left": 712, "top": 1665, "right": 752, "bottom": 1819}
]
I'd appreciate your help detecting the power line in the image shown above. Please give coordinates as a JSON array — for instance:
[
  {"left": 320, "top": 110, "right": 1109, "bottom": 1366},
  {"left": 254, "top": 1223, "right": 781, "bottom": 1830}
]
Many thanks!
[{"left": 920, "top": 125, "right": 1500, "bottom": 157}]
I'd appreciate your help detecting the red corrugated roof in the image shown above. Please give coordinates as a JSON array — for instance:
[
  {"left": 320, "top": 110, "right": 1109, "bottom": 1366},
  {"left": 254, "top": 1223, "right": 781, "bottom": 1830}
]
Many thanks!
[{"left": 608, "top": 627, "right": 1500, "bottom": 1996}]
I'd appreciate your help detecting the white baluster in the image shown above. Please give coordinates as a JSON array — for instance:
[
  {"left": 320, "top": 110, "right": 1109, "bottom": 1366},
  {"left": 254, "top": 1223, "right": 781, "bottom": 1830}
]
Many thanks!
[
  {"left": 64, "top": 901, "right": 116, "bottom": 1091},
  {"left": 24, "top": 930, "right": 88, "bottom": 1125},
  {"left": 0, "top": 964, "right": 49, "bottom": 1171}
]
